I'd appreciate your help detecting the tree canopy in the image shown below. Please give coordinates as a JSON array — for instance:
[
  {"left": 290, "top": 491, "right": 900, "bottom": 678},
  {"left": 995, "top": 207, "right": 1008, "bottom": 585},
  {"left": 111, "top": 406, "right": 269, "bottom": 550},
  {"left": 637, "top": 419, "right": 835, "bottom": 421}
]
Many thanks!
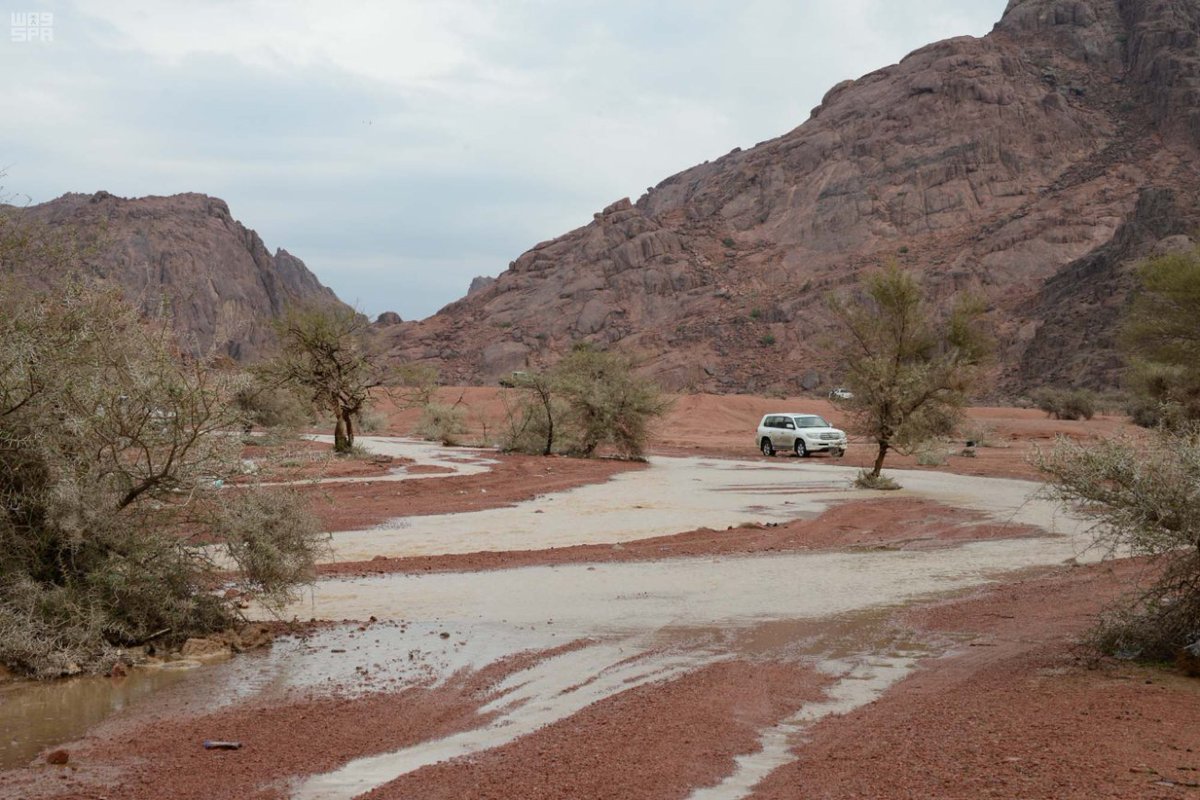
[
  {"left": 1120, "top": 245, "right": 1200, "bottom": 426},
  {"left": 828, "top": 263, "right": 991, "bottom": 482}
]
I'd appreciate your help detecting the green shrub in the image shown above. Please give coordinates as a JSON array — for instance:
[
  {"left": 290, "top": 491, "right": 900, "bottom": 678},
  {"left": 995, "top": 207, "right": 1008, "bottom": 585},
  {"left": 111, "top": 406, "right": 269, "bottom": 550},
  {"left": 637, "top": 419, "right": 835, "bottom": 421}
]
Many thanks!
[
  {"left": 959, "top": 422, "right": 999, "bottom": 447},
  {"left": 416, "top": 402, "right": 467, "bottom": 446},
  {"left": 1039, "top": 428, "right": 1200, "bottom": 660},
  {"left": 854, "top": 470, "right": 901, "bottom": 490},
  {"left": 0, "top": 282, "right": 327, "bottom": 678},
  {"left": 914, "top": 441, "right": 947, "bottom": 465},
  {"left": 501, "top": 346, "right": 670, "bottom": 458},
  {"left": 1032, "top": 387, "right": 1096, "bottom": 420},
  {"left": 355, "top": 407, "right": 388, "bottom": 434},
  {"left": 759, "top": 334, "right": 777, "bottom": 347}
]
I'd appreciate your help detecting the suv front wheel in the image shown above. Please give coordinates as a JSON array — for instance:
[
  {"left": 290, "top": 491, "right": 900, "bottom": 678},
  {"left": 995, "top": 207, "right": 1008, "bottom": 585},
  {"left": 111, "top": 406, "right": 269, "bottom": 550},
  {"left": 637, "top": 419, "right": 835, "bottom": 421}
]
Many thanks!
[
  {"left": 760, "top": 438, "right": 775, "bottom": 457},
  {"left": 794, "top": 439, "right": 808, "bottom": 457}
]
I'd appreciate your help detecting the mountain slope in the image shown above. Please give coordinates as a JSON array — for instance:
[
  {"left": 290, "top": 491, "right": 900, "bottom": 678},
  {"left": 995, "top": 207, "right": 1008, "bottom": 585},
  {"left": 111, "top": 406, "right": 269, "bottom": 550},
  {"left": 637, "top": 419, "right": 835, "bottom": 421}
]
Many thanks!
[
  {"left": 388, "top": 0, "right": 1200, "bottom": 394},
  {"left": 1, "top": 191, "right": 348, "bottom": 359}
]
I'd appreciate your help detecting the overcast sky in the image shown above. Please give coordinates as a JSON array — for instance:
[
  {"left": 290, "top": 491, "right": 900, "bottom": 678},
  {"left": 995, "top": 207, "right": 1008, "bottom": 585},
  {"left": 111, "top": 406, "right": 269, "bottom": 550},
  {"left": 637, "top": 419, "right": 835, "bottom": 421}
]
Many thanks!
[{"left": 3, "top": 1, "right": 1007, "bottom": 320}]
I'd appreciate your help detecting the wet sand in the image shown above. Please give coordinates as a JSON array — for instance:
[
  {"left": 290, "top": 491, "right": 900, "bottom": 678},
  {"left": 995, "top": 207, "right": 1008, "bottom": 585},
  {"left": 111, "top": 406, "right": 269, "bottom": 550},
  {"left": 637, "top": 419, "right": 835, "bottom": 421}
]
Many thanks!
[{"left": 1, "top": 404, "right": 1191, "bottom": 800}]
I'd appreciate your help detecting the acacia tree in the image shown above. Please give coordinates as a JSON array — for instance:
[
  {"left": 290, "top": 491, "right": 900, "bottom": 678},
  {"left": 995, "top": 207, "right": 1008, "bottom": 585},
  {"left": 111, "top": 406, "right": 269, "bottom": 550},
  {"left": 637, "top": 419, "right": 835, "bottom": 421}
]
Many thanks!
[
  {"left": 501, "top": 346, "right": 670, "bottom": 458},
  {"left": 268, "top": 305, "right": 387, "bottom": 453},
  {"left": 0, "top": 281, "right": 327, "bottom": 677},
  {"left": 502, "top": 371, "right": 560, "bottom": 456},
  {"left": 553, "top": 346, "right": 672, "bottom": 458},
  {"left": 1120, "top": 246, "right": 1200, "bottom": 426},
  {"left": 828, "top": 264, "right": 990, "bottom": 483}
]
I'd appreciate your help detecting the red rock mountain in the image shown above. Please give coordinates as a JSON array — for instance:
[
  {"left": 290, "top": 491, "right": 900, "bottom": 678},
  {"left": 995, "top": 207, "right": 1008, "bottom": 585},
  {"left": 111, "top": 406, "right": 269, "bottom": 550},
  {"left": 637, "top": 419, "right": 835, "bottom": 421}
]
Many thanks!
[
  {"left": 389, "top": 0, "right": 1200, "bottom": 394},
  {"left": 1, "top": 191, "right": 348, "bottom": 359}
]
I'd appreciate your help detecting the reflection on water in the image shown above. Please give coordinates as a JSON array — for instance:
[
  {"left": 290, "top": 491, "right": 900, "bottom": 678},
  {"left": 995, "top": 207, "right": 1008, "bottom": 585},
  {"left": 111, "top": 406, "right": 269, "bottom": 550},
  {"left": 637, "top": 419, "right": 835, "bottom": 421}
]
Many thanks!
[
  {"left": 0, "top": 667, "right": 193, "bottom": 769},
  {"left": 0, "top": 622, "right": 506, "bottom": 772}
]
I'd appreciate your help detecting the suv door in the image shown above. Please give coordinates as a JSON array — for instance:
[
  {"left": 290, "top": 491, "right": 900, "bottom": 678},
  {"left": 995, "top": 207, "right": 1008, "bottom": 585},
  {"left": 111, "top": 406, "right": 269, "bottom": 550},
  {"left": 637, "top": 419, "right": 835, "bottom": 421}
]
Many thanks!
[
  {"left": 776, "top": 416, "right": 797, "bottom": 448},
  {"left": 762, "top": 417, "right": 781, "bottom": 447}
]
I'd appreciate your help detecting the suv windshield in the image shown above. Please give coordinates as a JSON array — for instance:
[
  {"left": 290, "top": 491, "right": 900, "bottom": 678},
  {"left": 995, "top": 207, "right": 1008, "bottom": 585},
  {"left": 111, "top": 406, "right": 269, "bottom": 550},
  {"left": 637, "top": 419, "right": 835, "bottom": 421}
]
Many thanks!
[{"left": 793, "top": 416, "right": 828, "bottom": 428}]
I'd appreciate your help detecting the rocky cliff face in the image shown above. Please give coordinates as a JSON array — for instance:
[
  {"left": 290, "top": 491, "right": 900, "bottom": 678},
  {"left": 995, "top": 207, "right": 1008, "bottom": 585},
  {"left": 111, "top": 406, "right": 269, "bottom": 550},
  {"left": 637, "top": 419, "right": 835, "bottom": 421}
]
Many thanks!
[
  {"left": 2, "top": 191, "right": 348, "bottom": 360},
  {"left": 388, "top": 0, "right": 1200, "bottom": 394}
]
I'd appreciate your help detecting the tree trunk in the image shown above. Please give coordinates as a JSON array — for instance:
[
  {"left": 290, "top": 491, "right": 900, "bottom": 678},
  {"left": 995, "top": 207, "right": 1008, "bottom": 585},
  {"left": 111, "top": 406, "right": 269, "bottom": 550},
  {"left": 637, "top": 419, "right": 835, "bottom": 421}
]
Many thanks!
[
  {"left": 334, "top": 410, "right": 352, "bottom": 453},
  {"left": 871, "top": 440, "right": 889, "bottom": 477},
  {"left": 539, "top": 391, "right": 554, "bottom": 456}
]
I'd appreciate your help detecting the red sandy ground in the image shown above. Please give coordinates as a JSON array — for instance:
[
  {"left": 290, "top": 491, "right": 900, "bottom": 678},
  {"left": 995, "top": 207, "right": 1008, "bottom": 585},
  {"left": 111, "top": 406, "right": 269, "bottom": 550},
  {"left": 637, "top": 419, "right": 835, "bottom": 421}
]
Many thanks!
[
  {"left": 238, "top": 439, "right": 398, "bottom": 482},
  {"left": 367, "top": 660, "right": 828, "bottom": 800},
  {"left": 3, "top": 400, "right": 1193, "bottom": 800},
  {"left": 301, "top": 453, "right": 643, "bottom": 531},
  {"left": 369, "top": 388, "right": 1141, "bottom": 481},
  {"left": 29, "top": 561, "right": 1187, "bottom": 800},
  {"left": 319, "top": 498, "right": 1044, "bottom": 578},
  {"left": 750, "top": 561, "right": 1200, "bottom": 800}
]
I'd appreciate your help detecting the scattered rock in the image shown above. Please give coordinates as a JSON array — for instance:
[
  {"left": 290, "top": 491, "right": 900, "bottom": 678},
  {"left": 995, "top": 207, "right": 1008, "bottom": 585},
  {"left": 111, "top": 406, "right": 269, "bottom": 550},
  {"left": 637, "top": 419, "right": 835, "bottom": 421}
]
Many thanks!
[{"left": 45, "top": 749, "right": 69, "bottom": 765}]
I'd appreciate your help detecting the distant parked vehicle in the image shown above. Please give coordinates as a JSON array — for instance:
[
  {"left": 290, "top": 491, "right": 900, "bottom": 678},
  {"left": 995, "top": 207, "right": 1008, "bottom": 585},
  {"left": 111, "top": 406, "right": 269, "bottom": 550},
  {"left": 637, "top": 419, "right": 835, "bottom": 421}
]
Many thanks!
[
  {"left": 828, "top": 387, "right": 854, "bottom": 400},
  {"left": 756, "top": 413, "right": 847, "bottom": 458},
  {"left": 499, "top": 371, "right": 530, "bottom": 388}
]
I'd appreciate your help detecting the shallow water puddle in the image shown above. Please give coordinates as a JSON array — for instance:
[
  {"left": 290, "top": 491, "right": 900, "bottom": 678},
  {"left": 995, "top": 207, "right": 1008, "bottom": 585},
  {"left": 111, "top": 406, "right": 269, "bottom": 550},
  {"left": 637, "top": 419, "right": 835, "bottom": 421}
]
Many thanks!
[
  {"left": 320, "top": 446, "right": 1084, "bottom": 562},
  {"left": 0, "top": 667, "right": 194, "bottom": 769},
  {"left": 290, "top": 536, "right": 1094, "bottom": 629}
]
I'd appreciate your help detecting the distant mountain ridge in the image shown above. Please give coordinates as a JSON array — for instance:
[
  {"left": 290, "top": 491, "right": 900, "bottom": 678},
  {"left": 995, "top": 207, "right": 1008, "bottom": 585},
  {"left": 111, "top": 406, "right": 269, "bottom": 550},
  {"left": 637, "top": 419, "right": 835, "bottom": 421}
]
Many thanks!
[
  {"left": 385, "top": 0, "right": 1200, "bottom": 395},
  {"left": 1, "top": 191, "right": 349, "bottom": 360}
]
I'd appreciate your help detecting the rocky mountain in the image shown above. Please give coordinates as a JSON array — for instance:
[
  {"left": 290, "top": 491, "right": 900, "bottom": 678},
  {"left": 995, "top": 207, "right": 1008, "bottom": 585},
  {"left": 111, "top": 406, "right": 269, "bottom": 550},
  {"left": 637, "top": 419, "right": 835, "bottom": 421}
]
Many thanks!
[
  {"left": 1, "top": 191, "right": 348, "bottom": 360},
  {"left": 387, "top": 0, "right": 1200, "bottom": 394}
]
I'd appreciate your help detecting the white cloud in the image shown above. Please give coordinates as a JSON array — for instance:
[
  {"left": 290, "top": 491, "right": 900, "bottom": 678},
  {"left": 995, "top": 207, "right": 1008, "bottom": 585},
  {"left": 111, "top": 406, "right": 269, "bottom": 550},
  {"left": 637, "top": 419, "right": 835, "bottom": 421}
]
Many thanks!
[{"left": 5, "top": 0, "right": 1006, "bottom": 320}]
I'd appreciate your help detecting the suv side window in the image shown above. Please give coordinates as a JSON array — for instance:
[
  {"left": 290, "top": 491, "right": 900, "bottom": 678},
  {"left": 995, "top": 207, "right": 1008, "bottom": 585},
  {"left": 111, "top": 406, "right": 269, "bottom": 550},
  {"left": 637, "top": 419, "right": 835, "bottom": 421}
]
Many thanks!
[{"left": 764, "top": 416, "right": 779, "bottom": 428}]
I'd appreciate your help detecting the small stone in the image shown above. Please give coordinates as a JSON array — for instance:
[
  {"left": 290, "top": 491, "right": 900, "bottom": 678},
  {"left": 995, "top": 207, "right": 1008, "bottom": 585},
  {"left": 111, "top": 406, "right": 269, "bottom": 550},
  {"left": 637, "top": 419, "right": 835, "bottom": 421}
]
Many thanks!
[{"left": 45, "top": 749, "right": 69, "bottom": 765}]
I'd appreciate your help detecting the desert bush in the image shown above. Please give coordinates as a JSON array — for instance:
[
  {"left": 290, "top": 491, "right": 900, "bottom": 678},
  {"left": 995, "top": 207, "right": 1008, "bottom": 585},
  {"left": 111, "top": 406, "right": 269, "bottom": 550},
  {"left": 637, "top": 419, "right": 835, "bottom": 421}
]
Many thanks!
[
  {"left": 234, "top": 378, "right": 313, "bottom": 433},
  {"left": 553, "top": 346, "right": 672, "bottom": 458},
  {"left": 355, "top": 407, "right": 388, "bottom": 434},
  {"left": 914, "top": 440, "right": 948, "bottom": 466},
  {"left": 0, "top": 281, "right": 327, "bottom": 678},
  {"left": 854, "top": 470, "right": 901, "bottom": 490},
  {"left": 1032, "top": 387, "right": 1096, "bottom": 420},
  {"left": 416, "top": 402, "right": 467, "bottom": 446},
  {"left": 501, "top": 346, "right": 670, "bottom": 458},
  {"left": 1038, "top": 428, "right": 1200, "bottom": 661},
  {"left": 959, "top": 422, "right": 999, "bottom": 448}
]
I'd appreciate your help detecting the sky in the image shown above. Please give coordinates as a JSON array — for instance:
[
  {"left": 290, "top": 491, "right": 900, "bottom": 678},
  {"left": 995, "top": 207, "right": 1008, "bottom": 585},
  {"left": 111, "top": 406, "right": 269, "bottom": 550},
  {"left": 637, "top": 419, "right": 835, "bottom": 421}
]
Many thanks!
[{"left": 2, "top": 0, "right": 1007, "bottom": 321}]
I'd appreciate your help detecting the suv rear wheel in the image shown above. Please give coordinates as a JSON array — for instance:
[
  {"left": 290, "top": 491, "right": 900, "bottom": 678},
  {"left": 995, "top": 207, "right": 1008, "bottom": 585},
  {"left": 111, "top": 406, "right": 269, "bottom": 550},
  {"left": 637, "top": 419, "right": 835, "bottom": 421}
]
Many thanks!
[{"left": 760, "top": 438, "right": 775, "bottom": 457}]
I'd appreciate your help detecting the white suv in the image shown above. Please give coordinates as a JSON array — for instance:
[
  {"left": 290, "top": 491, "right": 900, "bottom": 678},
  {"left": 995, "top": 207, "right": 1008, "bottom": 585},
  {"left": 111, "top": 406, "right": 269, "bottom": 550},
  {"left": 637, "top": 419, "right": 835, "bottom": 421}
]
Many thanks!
[{"left": 756, "top": 413, "right": 847, "bottom": 458}]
